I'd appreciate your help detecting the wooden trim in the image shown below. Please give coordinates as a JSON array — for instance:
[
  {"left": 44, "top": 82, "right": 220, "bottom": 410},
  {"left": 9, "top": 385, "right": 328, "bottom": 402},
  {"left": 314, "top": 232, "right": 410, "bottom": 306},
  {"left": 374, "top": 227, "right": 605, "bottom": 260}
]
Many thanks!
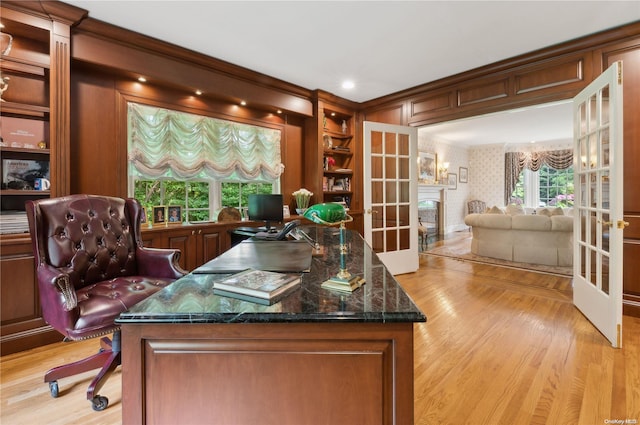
[
  {"left": 363, "top": 21, "right": 640, "bottom": 126},
  {"left": 71, "top": 20, "right": 314, "bottom": 117}
]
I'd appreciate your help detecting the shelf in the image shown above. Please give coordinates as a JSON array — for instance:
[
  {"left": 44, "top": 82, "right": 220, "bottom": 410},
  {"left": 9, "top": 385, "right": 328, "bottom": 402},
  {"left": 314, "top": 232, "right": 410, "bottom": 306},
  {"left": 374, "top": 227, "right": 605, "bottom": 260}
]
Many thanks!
[
  {"left": 323, "top": 149, "right": 352, "bottom": 157},
  {"left": 323, "top": 129, "right": 353, "bottom": 140},
  {"left": 324, "top": 169, "right": 352, "bottom": 175},
  {"left": 324, "top": 190, "right": 352, "bottom": 195},
  {"left": 0, "top": 102, "right": 49, "bottom": 118},
  {"left": 1, "top": 56, "right": 49, "bottom": 76},
  {"left": 1, "top": 146, "right": 50, "bottom": 155},
  {"left": 1, "top": 189, "right": 50, "bottom": 195}
]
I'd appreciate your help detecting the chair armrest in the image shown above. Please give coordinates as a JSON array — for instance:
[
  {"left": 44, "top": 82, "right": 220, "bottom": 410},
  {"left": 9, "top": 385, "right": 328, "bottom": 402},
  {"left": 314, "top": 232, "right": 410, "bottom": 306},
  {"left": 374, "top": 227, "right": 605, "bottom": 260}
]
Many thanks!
[
  {"left": 37, "top": 265, "right": 77, "bottom": 311},
  {"left": 136, "top": 247, "right": 187, "bottom": 279}
]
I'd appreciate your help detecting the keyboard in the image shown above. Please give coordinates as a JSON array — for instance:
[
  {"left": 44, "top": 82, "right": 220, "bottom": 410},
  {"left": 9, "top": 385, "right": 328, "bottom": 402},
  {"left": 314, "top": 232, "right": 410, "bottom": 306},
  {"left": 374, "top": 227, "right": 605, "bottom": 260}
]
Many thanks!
[{"left": 234, "top": 226, "right": 279, "bottom": 234}]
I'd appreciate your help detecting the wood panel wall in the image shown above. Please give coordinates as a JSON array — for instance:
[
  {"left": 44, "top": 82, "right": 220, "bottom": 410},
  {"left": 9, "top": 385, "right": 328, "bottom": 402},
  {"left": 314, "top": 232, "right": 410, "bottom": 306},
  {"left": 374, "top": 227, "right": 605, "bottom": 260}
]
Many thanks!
[
  {"left": 68, "top": 13, "right": 640, "bottom": 315},
  {"left": 70, "top": 63, "right": 306, "bottom": 209},
  {"left": 361, "top": 23, "right": 640, "bottom": 317}
]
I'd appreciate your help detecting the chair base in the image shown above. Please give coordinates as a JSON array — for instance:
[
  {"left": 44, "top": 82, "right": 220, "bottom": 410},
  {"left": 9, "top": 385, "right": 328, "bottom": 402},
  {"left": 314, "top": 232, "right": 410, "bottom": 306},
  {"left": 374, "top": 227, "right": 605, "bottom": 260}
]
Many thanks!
[{"left": 44, "top": 331, "right": 121, "bottom": 410}]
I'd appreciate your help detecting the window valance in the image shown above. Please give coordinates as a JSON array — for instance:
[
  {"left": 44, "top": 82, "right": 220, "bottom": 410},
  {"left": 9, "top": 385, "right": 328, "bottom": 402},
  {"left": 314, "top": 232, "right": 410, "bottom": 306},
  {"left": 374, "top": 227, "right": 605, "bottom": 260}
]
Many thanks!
[
  {"left": 504, "top": 149, "right": 573, "bottom": 205},
  {"left": 128, "top": 103, "right": 284, "bottom": 181}
]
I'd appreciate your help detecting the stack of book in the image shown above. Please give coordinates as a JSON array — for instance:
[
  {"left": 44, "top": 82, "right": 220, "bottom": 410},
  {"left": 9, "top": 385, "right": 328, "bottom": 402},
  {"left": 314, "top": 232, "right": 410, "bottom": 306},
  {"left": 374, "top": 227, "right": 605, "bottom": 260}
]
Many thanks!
[
  {"left": 213, "top": 268, "right": 302, "bottom": 305},
  {"left": 0, "top": 211, "right": 29, "bottom": 234}
]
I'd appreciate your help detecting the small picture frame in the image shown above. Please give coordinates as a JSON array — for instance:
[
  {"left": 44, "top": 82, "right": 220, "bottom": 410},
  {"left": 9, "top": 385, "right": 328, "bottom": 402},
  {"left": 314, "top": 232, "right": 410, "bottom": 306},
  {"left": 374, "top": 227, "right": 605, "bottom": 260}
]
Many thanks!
[
  {"left": 153, "top": 206, "right": 166, "bottom": 224},
  {"left": 459, "top": 167, "right": 468, "bottom": 183},
  {"left": 418, "top": 151, "right": 437, "bottom": 184},
  {"left": 448, "top": 173, "right": 457, "bottom": 190},
  {"left": 167, "top": 206, "right": 182, "bottom": 224},
  {"left": 140, "top": 207, "right": 148, "bottom": 225}
]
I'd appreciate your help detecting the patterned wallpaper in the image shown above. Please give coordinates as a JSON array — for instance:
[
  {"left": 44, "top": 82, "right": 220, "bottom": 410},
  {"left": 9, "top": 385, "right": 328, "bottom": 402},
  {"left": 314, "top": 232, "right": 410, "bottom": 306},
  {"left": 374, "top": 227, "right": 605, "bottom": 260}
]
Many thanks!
[
  {"left": 418, "top": 133, "right": 470, "bottom": 233},
  {"left": 418, "top": 132, "right": 572, "bottom": 233}
]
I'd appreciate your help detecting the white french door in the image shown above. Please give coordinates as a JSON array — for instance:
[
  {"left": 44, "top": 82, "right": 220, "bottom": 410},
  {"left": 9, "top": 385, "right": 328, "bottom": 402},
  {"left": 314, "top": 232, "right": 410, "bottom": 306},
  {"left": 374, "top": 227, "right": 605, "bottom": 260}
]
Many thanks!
[
  {"left": 573, "top": 62, "right": 625, "bottom": 347},
  {"left": 363, "top": 121, "right": 418, "bottom": 275}
]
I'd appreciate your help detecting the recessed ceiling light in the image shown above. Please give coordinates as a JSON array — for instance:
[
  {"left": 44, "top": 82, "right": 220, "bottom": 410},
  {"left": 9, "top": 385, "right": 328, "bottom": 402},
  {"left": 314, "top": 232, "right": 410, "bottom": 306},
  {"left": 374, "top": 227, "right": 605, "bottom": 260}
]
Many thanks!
[
  {"left": 195, "top": 90, "right": 202, "bottom": 96},
  {"left": 138, "top": 77, "right": 147, "bottom": 82},
  {"left": 240, "top": 100, "right": 247, "bottom": 106},
  {"left": 276, "top": 110, "right": 282, "bottom": 114},
  {"left": 342, "top": 80, "right": 355, "bottom": 90}
]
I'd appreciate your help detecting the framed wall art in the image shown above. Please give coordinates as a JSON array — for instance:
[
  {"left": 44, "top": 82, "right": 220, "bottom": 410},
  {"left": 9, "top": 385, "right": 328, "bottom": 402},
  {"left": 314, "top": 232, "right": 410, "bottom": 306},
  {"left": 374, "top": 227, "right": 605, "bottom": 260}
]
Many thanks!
[
  {"left": 448, "top": 173, "right": 457, "bottom": 190},
  {"left": 459, "top": 167, "right": 468, "bottom": 183},
  {"left": 418, "top": 151, "right": 437, "bottom": 184}
]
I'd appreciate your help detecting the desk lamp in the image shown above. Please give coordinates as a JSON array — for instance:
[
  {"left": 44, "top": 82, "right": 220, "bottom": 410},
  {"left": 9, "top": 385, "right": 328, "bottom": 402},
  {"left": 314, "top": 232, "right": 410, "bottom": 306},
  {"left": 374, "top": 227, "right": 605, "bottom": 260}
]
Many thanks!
[{"left": 303, "top": 203, "right": 365, "bottom": 292}]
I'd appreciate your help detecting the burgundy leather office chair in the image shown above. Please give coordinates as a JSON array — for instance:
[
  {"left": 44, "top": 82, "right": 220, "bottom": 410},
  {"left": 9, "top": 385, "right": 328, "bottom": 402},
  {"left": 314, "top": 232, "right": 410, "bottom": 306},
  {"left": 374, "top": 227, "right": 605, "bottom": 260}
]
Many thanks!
[{"left": 26, "top": 195, "right": 185, "bottom": 411}]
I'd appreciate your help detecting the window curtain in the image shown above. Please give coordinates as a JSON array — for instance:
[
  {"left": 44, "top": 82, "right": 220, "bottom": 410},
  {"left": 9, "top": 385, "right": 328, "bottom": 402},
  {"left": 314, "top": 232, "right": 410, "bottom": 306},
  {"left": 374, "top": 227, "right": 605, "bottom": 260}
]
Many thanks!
[
  {"left": 128, "top": 103, "right": 284, "bottom": 181},
  {"left": 504, "top": 149, "right": 573, "bottom": 205}
]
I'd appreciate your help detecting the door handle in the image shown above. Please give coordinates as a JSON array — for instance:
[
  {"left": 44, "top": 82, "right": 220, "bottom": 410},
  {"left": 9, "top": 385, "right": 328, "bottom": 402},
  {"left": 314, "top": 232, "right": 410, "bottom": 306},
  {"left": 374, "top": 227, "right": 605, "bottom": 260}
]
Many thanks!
[
  {"left": 366, "top": 209, "right": 379, "bottom": 214},
  {"left": 617, "top": 220, "right": 630, "bottom": 229},
  {"left": 602, "top": 220, "right": 630, "bottom": 229}
]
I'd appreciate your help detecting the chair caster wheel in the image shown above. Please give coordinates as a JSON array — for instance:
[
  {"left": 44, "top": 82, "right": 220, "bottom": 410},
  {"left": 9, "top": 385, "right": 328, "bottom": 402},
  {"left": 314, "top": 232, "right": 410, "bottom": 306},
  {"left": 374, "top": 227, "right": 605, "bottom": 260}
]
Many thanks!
[
  {"left": 49, "top": 381, "right": 59, "bottom": 398},
  {"left": 91, "top": 395, "right": 109, "bottom": 411}
]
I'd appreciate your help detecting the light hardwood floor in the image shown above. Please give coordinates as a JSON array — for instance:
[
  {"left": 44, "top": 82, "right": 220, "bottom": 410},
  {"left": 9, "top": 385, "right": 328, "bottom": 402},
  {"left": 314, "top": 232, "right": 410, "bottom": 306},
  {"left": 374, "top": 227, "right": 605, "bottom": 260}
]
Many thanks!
[{"left": 2, "top": 243, "right": 639, "bottom": 424}]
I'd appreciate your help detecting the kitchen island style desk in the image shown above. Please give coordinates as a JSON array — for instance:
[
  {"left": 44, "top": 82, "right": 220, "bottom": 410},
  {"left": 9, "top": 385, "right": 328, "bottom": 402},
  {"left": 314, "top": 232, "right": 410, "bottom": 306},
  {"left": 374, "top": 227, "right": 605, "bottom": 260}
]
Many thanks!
[{"left": 117, "top": 226, "right": 426, "bottom": 425}]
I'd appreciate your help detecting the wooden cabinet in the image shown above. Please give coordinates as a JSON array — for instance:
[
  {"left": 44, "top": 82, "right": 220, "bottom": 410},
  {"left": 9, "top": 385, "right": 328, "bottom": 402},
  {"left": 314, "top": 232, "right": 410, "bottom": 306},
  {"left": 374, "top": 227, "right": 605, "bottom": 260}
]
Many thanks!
[
  {"left": 0, "top": 10, "right": 52, "bottom": 232},
  {"left": 305, "top": 92, "right": 362, "bottom": 232},
  {"left": 142, "top": 223, "right": 231, "bottom": 272},
  {"left": 0, "top": 235, "right": 60, "bottom": 355},
  {"left": 0, "top": 2, "right": 82, "bottom": 355},
  {"left": 322, "top": 113, "right": 354, "bottom": 210}
]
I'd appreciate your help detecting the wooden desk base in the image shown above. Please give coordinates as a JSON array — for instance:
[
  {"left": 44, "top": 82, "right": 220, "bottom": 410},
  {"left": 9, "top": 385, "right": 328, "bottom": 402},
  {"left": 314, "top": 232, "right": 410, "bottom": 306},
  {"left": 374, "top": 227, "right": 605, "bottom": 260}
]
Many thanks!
[{"left": 121, "top": 322, "right": 415, "bottom": 425}]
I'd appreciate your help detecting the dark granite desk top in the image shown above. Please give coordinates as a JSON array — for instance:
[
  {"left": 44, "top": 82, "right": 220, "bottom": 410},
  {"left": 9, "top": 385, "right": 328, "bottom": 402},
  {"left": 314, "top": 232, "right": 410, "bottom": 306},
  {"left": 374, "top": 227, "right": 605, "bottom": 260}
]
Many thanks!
[{"left": 117, "top": 226, "right": 426, "bottom": 324}]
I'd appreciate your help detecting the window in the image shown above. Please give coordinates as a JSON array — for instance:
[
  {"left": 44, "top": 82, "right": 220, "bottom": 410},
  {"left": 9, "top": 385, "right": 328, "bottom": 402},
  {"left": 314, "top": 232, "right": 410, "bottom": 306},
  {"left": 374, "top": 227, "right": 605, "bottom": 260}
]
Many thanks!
[
  {"left": 128, "top": 103, "right": 284, "bottom": 222},
  {"left": 221, "top": 182, "right": 274, "bottom": 209},
  {"left": 512, "top": 165, "right": 574, "bottom": 207},
  {"left": 134, "top": 180, "right": 211, "bottom": 222}
]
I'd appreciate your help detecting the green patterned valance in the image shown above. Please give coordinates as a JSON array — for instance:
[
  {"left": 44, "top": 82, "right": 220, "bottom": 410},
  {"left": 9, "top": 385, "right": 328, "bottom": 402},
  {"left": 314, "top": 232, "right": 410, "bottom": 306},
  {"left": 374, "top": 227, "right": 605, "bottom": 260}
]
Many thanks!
[{"left": 128, "top": 103, "right": 283, "bottom": 181}]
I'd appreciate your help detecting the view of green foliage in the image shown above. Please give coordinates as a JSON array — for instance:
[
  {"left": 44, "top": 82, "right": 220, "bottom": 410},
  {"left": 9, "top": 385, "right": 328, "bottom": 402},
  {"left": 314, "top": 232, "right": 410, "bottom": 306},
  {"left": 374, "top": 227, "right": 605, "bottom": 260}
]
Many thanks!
[
  {"left": 539, "top": 166, "right": 574, "bottom": 207},
  {"left": 134, "top": 180, "right": 273, "bottom": 223},
  {"left": 512, "top": 165, "right": 574, "bottom": 207}
]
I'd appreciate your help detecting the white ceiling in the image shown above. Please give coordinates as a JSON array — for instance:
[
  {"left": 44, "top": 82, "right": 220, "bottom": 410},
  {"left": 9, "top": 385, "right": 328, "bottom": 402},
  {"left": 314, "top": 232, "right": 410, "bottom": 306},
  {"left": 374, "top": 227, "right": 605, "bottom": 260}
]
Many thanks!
[
  {"left": 419, "top": 100, "right": 573, "bottom": 146},
  {"left": 63, "top": 0, "right": 640, "bottom": 145}
]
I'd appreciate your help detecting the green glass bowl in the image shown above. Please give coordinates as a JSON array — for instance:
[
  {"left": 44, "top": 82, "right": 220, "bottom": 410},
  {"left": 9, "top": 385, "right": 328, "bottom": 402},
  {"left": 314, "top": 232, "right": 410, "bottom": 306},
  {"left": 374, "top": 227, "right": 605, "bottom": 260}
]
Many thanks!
[{"left": 303, "top": 203, "right": 347, "bottom": 225}]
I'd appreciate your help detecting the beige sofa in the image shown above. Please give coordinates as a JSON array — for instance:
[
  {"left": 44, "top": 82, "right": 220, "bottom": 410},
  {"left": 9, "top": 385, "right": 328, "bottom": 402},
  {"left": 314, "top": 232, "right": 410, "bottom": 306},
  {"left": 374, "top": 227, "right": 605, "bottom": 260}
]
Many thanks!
[{"left": 464, "top": 210, "right": 573, "bottom": 266}]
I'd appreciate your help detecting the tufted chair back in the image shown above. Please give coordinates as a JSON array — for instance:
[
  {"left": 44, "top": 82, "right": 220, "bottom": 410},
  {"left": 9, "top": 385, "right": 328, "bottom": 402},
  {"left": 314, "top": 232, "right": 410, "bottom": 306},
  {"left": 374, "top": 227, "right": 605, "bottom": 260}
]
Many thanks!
[
  {"left": 26, "top": 194, "right": 185, "bottom": 341},
  {"left": 467, "top": 200, "right": 487, "bottom": 215},
  {"left": 34, "top": 195, "right": 139, "bottom": 288}
]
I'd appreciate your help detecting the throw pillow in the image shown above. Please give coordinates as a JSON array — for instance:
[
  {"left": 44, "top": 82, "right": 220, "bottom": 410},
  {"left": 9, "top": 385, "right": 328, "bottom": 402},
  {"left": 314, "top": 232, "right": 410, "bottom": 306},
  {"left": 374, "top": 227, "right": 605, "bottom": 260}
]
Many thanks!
[
  {"left": 537, "top": 208, "right": 552, "bottom": 217},
  {"left": 487, "top": 206, "right": 505, "bottom": 214},
  {"left": 551, "top": 207, "right": 564, "bottom": 216},
  {"left": 506, "top": 204, "right": 525, "bottom": 215}
]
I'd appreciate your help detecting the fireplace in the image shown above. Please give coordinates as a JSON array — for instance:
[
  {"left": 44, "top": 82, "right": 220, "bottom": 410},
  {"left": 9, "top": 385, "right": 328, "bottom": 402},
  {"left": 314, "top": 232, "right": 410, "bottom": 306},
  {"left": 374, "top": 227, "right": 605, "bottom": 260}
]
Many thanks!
[{"left": 418, "top": 184, "right": 447, "bottom": 237}]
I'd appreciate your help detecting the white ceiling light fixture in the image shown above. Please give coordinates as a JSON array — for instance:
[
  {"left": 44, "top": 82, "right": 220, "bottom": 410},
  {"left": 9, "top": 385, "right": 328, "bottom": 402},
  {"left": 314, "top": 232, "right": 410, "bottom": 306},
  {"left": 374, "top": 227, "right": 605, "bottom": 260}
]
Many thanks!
[{"left": 341, "top": 80, "right": 355, "bottom": 90}]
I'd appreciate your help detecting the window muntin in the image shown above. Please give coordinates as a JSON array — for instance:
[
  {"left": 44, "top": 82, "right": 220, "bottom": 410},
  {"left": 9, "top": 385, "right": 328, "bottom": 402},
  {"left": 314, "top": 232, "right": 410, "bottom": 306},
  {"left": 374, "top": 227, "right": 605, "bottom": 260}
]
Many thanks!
[{"left": 511, "top": 165, "right": 574, "bottom": 208}]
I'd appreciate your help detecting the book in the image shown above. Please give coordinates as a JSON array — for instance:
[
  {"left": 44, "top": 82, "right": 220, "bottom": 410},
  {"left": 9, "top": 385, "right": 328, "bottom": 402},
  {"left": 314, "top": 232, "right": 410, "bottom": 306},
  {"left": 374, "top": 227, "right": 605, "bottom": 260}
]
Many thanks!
[
  {"left": 1, "top": 159, "right": 50, "bottom": 190},
  {"left": 213, "top": 268, "right": 301, "bottom": 302}
]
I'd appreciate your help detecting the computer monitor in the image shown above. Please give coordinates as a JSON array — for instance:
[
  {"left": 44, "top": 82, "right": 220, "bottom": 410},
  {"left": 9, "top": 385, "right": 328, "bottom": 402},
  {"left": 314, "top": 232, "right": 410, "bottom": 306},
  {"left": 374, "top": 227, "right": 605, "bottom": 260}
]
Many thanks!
[{"left": 247, "top": 194, "right": 283, "bottom": 232}]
